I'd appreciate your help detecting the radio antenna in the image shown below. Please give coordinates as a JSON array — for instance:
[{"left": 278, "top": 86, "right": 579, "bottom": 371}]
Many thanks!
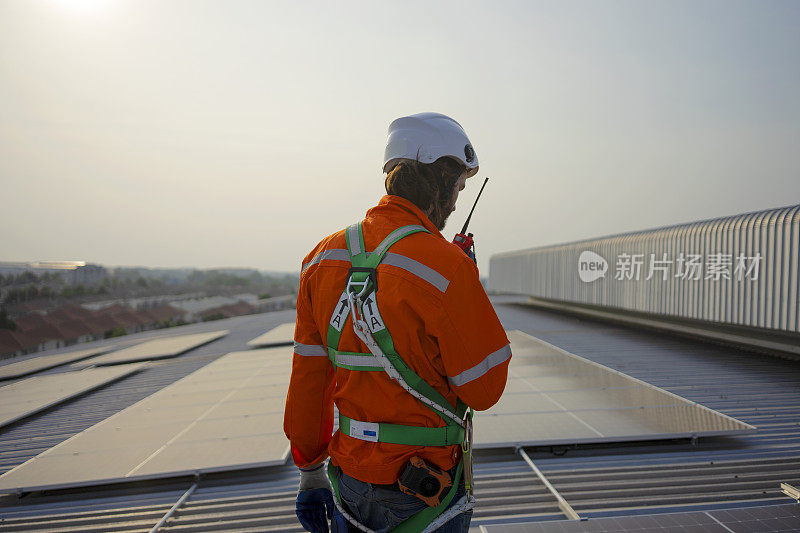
[{"left": 460, "top": 177, "right": 489, "bottom": 235}]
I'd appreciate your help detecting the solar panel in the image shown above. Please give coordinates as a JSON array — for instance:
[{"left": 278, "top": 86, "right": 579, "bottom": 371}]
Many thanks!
[
  {"left": 77, "top": 330, "right": 229, "bottom": 367},
  {"left": 247, "top": 322, "right": 294, "bottom": 348},
  {"left": 479, "top": 503, "right": 800, "bottom": 532},
  {"left": 472, "top": 331, "right": 755, "bottom": 448},
  {"left": 0, "top": 363, "right": 147, "bottom": 429},
  {"left": 0, "top": 347, "right": 291, "bottom": 493},
  {"left": 0, "top": 346, "right": 114, "bottom": 381}
]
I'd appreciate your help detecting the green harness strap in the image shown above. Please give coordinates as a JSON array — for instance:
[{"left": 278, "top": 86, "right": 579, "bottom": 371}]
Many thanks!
[
  {"left": 338, "top": 414, "right": 464, "bottom": 446},
  {"left": 323, "top": 222, "right": 469, "bottom": 532}
]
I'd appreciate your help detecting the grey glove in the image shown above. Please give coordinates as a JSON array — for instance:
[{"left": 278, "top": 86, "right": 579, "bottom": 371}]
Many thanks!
[
  {"left": 296, "top": 464, "right": 333, "bottom": 533},
  {"left": 299, "top": 463, "right": 330, "bottom": 491}
]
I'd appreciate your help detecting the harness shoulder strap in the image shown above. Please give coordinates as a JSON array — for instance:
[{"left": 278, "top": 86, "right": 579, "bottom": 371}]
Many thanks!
[{"left": 326, "top": 223, "right": 427, "bottom": 354}]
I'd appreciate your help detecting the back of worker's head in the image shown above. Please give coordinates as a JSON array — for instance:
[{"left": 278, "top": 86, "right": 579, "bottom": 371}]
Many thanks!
[
  {"left": 385, "top": 158, "right": 465, "bottom": 230},
  {"left": 383, "top": 112, "right": 478, "bottom": 230}
]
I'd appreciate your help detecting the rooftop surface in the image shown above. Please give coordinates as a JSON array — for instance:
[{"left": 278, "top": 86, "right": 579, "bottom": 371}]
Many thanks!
[{"left": 0, "top": 300, "right": 798, "bottom": 531}]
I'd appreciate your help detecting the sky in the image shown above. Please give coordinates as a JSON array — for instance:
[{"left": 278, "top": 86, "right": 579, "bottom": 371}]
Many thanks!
[{"left": 1, "top": 0, "right": 798, "bottom": 273}]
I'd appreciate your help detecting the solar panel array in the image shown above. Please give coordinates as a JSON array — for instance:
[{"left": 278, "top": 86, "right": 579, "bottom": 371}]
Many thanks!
[
  {"left": 0, "top": 364, "right": 147, "bottom": 429},
  {"left": 76, "top": 330, "right": 229, "bottom": 367},
  {"left": 472, "top": 330, "right": 754, "bottom": 448},
  {"left": 0, "top": 327, "right": 756, "bottom": 494},
  {"left": 0, "top": 346, "right": 114, "bottom": 380},
  {"left": 480, "top": 504, "right": 800, "bottom": 532},
  {"left": 247, "top": 322, "right": 295, "bottom": 348},
  {"left": 0, "top": 346, "right": 292, "bottom": 493}
]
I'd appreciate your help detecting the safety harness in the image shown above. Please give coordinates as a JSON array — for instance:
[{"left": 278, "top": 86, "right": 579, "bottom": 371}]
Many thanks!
[{"left": 324, "top": 222, "right": 475, "bottom": 533}]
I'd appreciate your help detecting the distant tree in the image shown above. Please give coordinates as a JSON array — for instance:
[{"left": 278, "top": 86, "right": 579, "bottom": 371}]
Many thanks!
[
  {"left": 25, "top": 285, "right": 39, "bottom": 300},
  {"left": 42, "top": 272, "right": 63, "bottom": 284},
  {"left": 105, "top": 326, "right": 127, "bottom": 338},
  {"left": 18, "top": 272, "right": 37, "bottom": 284},
  {"left": 0, "top": 308, "right": 16, "bottom": 330},
  {"left": 4, "top": 288, "right": 20, "bottom": 304},
  {"left": 158, "top": 318, "right": 186, "bottom": 329}
]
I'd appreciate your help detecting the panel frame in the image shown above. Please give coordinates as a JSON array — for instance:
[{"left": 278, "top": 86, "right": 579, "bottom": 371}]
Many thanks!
[
  {"left": 78, "top": 330, "right": 229, "bottom": 367},
  {"left": 0, "top": 363, "right": 147, "bottom": 429},
  {"left": 246, "top": 322, "right": 294, "bottom": 348},
  {"left": 0, "top": 347, "right": 115, "bottom": 381}
]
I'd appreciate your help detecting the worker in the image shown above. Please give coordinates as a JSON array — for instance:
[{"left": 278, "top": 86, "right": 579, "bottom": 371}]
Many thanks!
[{"left": 284, "top": 112, "right": 511, "bottom": 533}]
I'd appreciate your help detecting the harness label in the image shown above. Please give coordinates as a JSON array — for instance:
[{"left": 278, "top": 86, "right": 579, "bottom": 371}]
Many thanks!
[
  {"left": 361, "top": 295, "right": 386, "bottom": 333},
  {"left": 349, "top": 420, "right": 380, "bottom": 442},
  {"left": 329, "top": 290, "right": 350, "bottom": 332}
]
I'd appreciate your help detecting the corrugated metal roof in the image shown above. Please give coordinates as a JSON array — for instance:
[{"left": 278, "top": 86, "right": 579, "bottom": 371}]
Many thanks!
[{"left": 0, "top": 302, "right": 798, "bottom": 531}]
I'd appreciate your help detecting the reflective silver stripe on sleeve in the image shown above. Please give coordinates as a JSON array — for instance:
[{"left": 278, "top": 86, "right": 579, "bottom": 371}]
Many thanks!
[
  {"left": 293, "top": 342, "right": 328, "bottom": 357},
  {"left": 336, "top": 354, "right": 380, "bottom": 367},
  {"left": 301, "top": 249, "right": 350, "bottom": 274},
  {"left": 347, "top": 224, "right": 362, "bottom": 255},
  {"left": 448, "top": 343, "right": 512, "bottom": 387},
  {"left": 372, "top": 225, "right": 426, "bottom": 258},
  {"left": 383, "top": 253, "right": 450, "bottom": 292}
]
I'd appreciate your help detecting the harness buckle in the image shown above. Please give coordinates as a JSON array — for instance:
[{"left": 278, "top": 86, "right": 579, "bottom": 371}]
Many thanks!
[{"left": 346, "top": 266, "right": 378, "bottom": 299}]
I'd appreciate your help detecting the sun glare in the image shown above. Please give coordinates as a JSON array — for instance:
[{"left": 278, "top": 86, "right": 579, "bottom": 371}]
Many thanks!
[{"left": 52, "top": 0, "right": 111, "bottom": 13}]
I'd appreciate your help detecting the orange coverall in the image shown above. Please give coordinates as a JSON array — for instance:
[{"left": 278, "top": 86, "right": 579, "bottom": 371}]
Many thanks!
[{"left": 284, "top": 195, "right": 511, "bottom": 485}]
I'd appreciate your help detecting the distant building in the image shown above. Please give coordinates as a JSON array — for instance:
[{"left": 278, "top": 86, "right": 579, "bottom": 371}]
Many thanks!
[
  {"left": 171, "top": 296, "right": 250, "bottom": 321},
  {"left": 0, "top": 289, "right": 288, "bottom": 359},
  {"left": 0, "top": 261, "right": 107, "bottom": 286},
  {"left": 198, "top": 300, "right": 257, "bottom": 321},
  {"left": 255, "top": 294, "right": 295, "bottom": 312},
  {"left": 0, "top": 301, "right": 187, "bottom": 359}
]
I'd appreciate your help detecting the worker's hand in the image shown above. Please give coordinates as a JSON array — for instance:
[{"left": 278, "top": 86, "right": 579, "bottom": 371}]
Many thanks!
[{"left": 296, "top": 464, "right": 334, "bottom": 533}]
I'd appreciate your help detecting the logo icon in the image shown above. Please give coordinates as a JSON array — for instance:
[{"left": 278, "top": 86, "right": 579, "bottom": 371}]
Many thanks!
[
  {"left": 464, "top": 144, "right": 475, "bottom": 163},
  {"left": 578, "top": 251, "right": 608, "bottom": 283}
]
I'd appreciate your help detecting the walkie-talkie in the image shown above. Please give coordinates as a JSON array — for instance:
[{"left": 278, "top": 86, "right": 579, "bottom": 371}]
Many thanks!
[{"left": 452, "top": 177, "right": 489, "bottom": 262}]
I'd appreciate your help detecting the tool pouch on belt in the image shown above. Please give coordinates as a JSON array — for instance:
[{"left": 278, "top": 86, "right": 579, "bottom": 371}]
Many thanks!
[{"left": 397, "top": 456, "right": 453, "bottom": 507}]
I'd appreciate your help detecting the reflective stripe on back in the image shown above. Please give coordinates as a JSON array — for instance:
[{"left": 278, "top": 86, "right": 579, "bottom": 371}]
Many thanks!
[
  {"left": 336, "top": 353, "right": 379, "bottom": 368},
  {"left": 303, "top": 249, "right": 449, "bottom": 293}
]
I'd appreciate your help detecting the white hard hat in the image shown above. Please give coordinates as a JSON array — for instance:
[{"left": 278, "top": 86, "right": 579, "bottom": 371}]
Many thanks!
[{"left": 383, "top": 112, "right": 479, "bottom": 177}]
